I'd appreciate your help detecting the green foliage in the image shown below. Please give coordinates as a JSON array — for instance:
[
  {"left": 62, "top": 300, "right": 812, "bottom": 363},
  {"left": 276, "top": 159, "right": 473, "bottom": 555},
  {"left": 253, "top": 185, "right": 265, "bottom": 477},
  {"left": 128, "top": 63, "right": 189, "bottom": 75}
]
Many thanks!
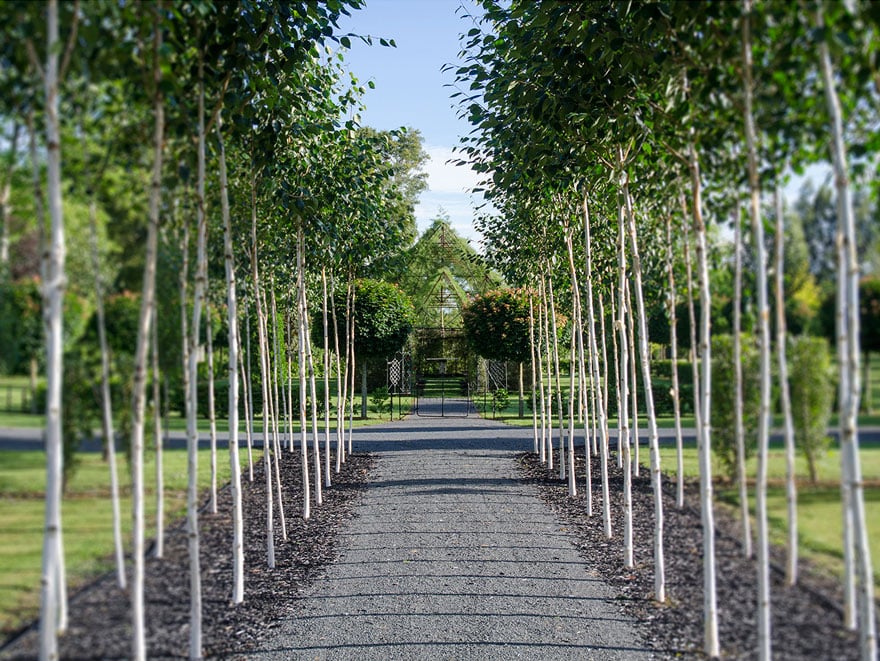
[
  {"left": 318, "top": 279, "right": 414, "bottom": 361},
  {"left": 790, "top": 335, "right": 835, "bottom": 483},
  {"left": 493, "top": 386, "right": 509, "bottom": 411},
  {"left": 369, "top": 386, "right": 390, "bottom": 417},
  {"left": 711, "top": 334, "right": 761, "bottom": 481},
  {"left": 0, "top": 278, "right": 42, "bottom": 375},
  {"left": 461, "top": 289, "right": 531, "bottom": 363}
]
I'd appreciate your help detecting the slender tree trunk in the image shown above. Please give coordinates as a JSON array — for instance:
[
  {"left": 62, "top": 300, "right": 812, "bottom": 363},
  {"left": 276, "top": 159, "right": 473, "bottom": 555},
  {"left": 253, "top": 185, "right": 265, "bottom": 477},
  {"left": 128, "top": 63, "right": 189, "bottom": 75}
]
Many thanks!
[
  {"left": 183, "top": 63, "right": 210, "bottom": 659},
  {"left": 733, "top": 204, "right": 752, "bottom": 558},
  {"left": 216, "top": 115, "right": 244, "bottom": 603},
  {"left": 37, "top": 4, "right": 65, "bottom": 654},
  {"left": 818, "top": 13, "right": 876, "bottom": 657},
  {"left": 528, "top": 294, "right": 539, "bottom": 455},
  {"left": 547, "top": 273, "right": 565, "bottom": 481},
  {"left": 251, "top": 167, "right": 275, "bottom": 569},
  {"left": 332, "top": 276, "right": 346, "bottom": 471},
  {"left": 564, "top": 224, "right": 586, "bottom": 499},
  {"left": 89, "top": 195, "right": 125, "bottom": 585},
  {"left": 242, "top": 309, "right": 254, "bottom": 482},
  {"left": 742, "top": 8, "right": 773, "bottom": 657},
  {"left": 626, "top": 279, "right": 640, "bottom": 478},
  {"left": 599, "top": 292, "right": 609, "bottom": 459},
  {"left": 622, "top": 170, "right": 665, "bottom": 602},
  {"left": 296, "top": 234, "right": 312, "bottom": 520},
  {"left": 207, "top": 300, "right": 218, "bottom": 514},
  {"left": 128, "top": 9, "right": 164, "bottom": 657},
  {"left": 688, "top": 134, "right": 719, "bottom": 658},
  {"left": 265, "top": 284, "right": 287, "bottom": 539},
  {"left": 298, "top": 225, "right": 322, "bottom": 506},
  {"left": 665, "top": 213, "right": 685, "bottom": 509},
  {"left": 151, "top": 300, "right": 164, "bottom": 558},
  {"left": 321, "top": 268, "right": 332, "bottom": 486},
  {"left": 584, "top": 197, "right": 611, "bottom": 536},
  {"left": 616, "top": 187, "right": 633, "bottom": 567},
  {"left": 774, "top": 186, "right": 798, "bottom": 586}
]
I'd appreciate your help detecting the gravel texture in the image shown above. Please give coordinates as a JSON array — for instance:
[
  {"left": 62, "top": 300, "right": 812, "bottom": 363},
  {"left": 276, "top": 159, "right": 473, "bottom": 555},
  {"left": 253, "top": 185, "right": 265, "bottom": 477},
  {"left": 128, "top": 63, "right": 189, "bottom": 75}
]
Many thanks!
[
  {"left": 253, "top": 405, "right": 651, "bottom": 660},
  {"left": 520, "top": 444, "right": 869, "bottom": 660}
]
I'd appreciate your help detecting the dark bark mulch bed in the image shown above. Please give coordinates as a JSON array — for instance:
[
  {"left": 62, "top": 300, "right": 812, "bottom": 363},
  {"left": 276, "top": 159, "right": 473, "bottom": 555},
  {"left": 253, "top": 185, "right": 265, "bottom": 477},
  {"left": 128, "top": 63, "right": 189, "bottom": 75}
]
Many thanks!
[
  {"left": 519, "top": 448, "right": 867, "bottom": 660},
  {"left": 1, "top": 450, "right": 373, "bottom": 660}
]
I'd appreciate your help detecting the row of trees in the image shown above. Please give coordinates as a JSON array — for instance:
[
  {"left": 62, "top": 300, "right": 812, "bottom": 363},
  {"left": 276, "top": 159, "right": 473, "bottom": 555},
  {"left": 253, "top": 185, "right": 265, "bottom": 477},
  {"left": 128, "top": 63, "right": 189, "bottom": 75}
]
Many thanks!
[
  {"left": 0, "top": 1, "right": 429, "bottom": 659},
  {"left": 453, "top": 1, "right": 876, "bottom": 659}
]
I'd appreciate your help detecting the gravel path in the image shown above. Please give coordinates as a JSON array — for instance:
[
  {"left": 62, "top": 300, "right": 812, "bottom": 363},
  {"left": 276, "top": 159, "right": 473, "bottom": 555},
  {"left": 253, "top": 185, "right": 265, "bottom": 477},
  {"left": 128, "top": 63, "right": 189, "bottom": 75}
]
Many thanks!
[{"left": 249, "top": 401, "right": 652, "bottom": 660}]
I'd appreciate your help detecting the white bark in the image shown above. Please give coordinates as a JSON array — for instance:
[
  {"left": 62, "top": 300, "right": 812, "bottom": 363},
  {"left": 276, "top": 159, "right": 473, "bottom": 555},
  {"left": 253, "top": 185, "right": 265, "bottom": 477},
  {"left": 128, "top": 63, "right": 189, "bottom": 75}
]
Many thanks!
[
  {"left": 688, "top": 135, "right": 719, "bottom": 658},
  {"left": 265, "top": 285, "right": 287, "bottom": 540},
  {"left": 528, "top": 294, "right": 539, "bottom": 455},
  {"left": 584, "top": 198, "right": 611, "bottom": 536},
  {"left": 207, "top": 300, "right": 218, "bottom": 514},
  {"left": 616, "top": 189, "right": 633, "bottom": 567},
  {"left": 129, "top": 10, "right": 164, "bottom": 656},
  {"left": 622, "top": 172, "right": 665, "bottom": 602},
  {"left": 243, "top": 310, "right": 255, "bottom": 481},
  {"left": 818, "top": 13, "right": 876, "bottom": 657},
  {"left": 183, "top": 65, "right": 210, "bottom": 660},
  {"left": 151, "top": 300, "right": 163, "bottom": 558},
  {"left": 665, "top": 214, "right": 685, "bottom": 510},
  {"left": 89, "top": 196, "right": 125, "bottom": 585},
  {"left": 547, "top": 273, "right": 566, "bottom": 482},
  {"left": 216, "top": 115, "right": 244, "bottom": 603},
  {"left": 774, "top": 186, "right": 798, "bottom": 586},
  {"left": 332, "top": 276, "right": 346, "bottom": 471},
  {"left": 626, "top": 280, "right": 640, "bottom": 478},
  {"left": 38, "top": 3, "right": 65, "bottom": 655},
  {"left": 251, "top": 169, "right": 275, "bottom": 569},
  {"left": 296, "top": 232, "right": 312, "bottom": 520},
  {"left": 733, "top": 204, "right": 752, "bottom": 558},
  {"left": 321, "top": 268, "right": 332, "bottom": 486},
  {"left": 742, "top": 7, "right": 772, "bottom": 656},
  {"left": 298, "top": 228, "right": 323, "bottom": 506}
]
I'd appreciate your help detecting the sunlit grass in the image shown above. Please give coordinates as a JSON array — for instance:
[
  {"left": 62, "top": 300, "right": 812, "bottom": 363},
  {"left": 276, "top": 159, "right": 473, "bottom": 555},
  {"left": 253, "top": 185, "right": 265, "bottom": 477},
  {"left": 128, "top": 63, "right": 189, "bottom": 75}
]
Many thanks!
[{"left": 0, "top": 447, "right": 258, "bottom": 635}]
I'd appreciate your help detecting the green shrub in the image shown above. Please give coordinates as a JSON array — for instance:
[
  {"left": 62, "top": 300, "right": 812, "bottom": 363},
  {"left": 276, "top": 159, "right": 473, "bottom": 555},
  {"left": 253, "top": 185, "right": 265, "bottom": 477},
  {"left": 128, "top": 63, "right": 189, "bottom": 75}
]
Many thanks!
[
  {"left": 493, "top": 387, "right": 510, "bottom": 412},
  {"left": 790, "top": 335, "right": 835, "bottom": 483},
  {"left": 370, "top": 386, "right": 391, "bottom": 417},
  {"left": 711, "top": 334, "right": 761, "bottom": 481}
]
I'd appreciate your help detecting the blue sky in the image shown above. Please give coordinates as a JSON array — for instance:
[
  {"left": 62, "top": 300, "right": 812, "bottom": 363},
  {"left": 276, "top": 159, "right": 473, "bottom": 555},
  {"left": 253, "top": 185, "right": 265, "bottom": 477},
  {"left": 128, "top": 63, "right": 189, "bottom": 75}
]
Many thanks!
[{"left": 336, "top": 0, "right": 485, "bottom": 245}]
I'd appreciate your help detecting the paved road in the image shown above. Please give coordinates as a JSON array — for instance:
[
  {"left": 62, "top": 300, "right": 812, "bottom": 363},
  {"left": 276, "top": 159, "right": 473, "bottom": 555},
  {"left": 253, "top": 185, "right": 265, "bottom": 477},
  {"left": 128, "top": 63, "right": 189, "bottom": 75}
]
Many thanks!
[{"left": 247, "top": 398, "right": 653, "bottom": 660}]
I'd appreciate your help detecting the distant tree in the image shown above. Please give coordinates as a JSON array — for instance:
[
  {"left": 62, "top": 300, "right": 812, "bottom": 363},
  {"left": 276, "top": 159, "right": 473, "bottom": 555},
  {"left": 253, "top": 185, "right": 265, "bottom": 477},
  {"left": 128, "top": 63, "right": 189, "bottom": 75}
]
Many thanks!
[{"left": 461, "top": 289, "right": 531, "bottom": 363}]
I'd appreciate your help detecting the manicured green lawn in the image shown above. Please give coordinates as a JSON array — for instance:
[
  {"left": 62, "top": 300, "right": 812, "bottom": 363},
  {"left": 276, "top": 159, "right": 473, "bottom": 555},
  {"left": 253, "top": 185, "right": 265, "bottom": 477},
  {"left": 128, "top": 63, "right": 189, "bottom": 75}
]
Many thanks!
[{"left": 658, "top": 442, "right": 880, "bottom": 586}]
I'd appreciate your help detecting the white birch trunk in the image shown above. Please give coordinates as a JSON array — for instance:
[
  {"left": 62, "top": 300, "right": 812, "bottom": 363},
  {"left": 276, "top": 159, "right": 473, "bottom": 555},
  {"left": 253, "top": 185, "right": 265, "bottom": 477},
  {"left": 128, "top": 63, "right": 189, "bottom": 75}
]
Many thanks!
[
  {"left": 622, "top": 172, "right": 665, "bottom": 602},
  {"left": 665, "top": 214, "right": 685, "bottom": 509},
  {"left": 296, "top": 234, "right": 312, "bottom": 520},
  {"left": 332, "top": 276, "right": 346, "bottom": 471},
  {"left": 265, "top": 285, "right": 287, "bottom": 540},
  {"left": 251, "top": 169, "right": 275, "bottom": 569},
  {"left": 299, "top": 227, "right": 322, "bottom": 506},
  {"left": 183, "top": 65, "right": 209, "bottom": 660},
  {"left": 818, "top": 14, "right": 876, "bottom": 656},
  {"left": 207, "top": 300, "right": 218, "bottom": 514},
  {"left": 37, "top": 3, "right": 65, "bottom": 654},
  {"left": 89, "top": 195, "right": 125, "bottom": 585},
  {"left": 626, "top": 280, "right": 640, "bottom": 478},
  {"left": 528, "top": 294, "right": 539, "bottom": 455},
  {"left": 616, "top": 189, "right": 633, "bottom": 566},
  {"left": 733, "top": 204, "right": 752, "bottom": 558},
  {"left": 151, "top": 300, "right": 164, "bottom": 558},
  {"left": 216, "top": 115, "right": 244, "bottom": 603},
  {"left": 688, "top": 135, "right": 719, "bottom": 658},
  {"left": 547, "top": 273, "right": 566, "bottom": 481},
  {"left": 583, "top": 198, "right": 611, "bottom": 536},
  {"left": 598, "top": 292, "right": 609, "bottom": 459},
  {"left": 321, "top": 268, "right": 332, "bottom": 486},
  {"left": 242, "top": 310, "right": 254, "bottom": 482},
  {"left": 774, "top": 186, "right": 798, "bottom": 585},
  {"left": 742, "top": 8, "right": 772, "bottom": 656},
  {"left": 127, "top": 9, "right": 164, "bottom": 656}
]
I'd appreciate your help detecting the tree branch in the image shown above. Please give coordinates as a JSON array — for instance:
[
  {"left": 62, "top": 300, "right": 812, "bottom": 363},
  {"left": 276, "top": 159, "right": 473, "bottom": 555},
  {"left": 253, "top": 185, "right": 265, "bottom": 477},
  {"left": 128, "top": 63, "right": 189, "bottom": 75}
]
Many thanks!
[{"left": 58, "top": 0, "right": 81, "bottom": 82}]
